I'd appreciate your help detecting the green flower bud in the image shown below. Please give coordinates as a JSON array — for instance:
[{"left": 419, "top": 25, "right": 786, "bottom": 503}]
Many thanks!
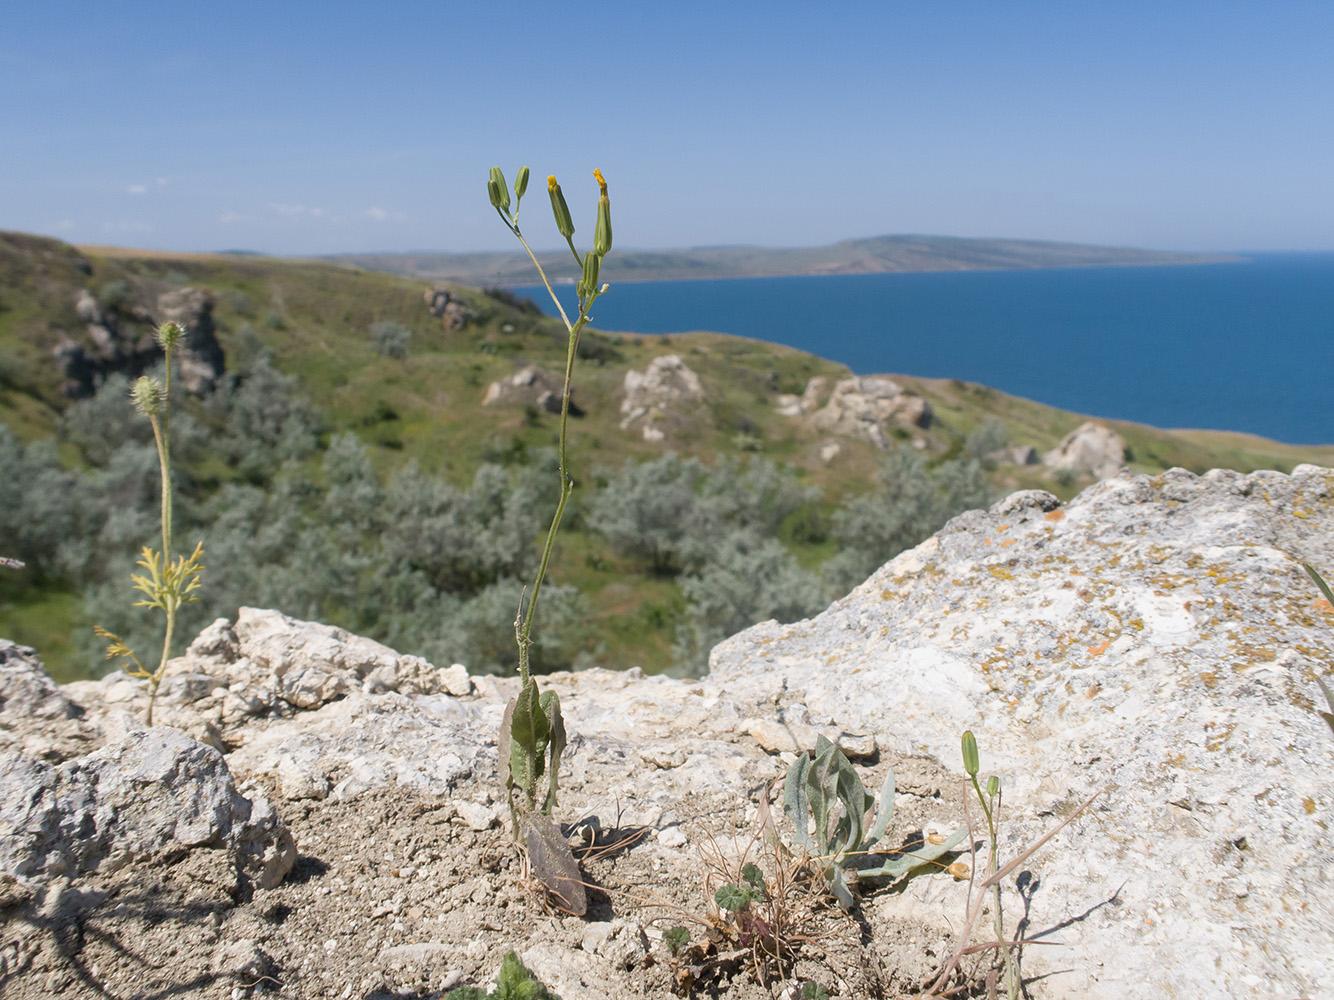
[
  {"left": 961, "top": 731, "right": 979, "bottom": 777},
  {"left": 489, "top": 166, "right": 510, "bottom": 213},
  {"left": 131, "top": 375, "right": 165, "bottom": 418},
  {"left": 593, "top": 168, "right": 612, "bottom": 257},
  {"left": 515, "top": 165, "right": 530, "bottom": 200},
  {"left": 577, "top": 250, "right": 600, "bottom": 298},
  {"left": 156, "top": 321, "right": 183, "bottom": 351},
  {"left": 987, "top": 775, "right": 1001, "bottom": 799},
  {"left": 548, "top": 176, "right": 575, "bottom": 238}
]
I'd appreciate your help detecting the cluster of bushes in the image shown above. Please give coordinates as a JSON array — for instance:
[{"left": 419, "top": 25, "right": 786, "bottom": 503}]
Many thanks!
[{"left": 1, "top": 361, "right": 992, "bottom": 677}]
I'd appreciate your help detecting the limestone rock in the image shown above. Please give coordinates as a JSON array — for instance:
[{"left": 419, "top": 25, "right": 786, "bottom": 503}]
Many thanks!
[
  {"left": 482, "top": 364, "right": 574, "bottom": 415},
  {"left": 0, "top": 640, "right": 96, "bottom": 758},
  {"left": 806, "top": 376, "right": 931, "bottom": 449},
  {"left": 0, "top": 727, "right": 294, "bottom": 891},
  {"left": 1043, "top": 420, "right": 1125, "bottom": 479},
  {"left": 156, "top": 287, "right": 225, "bottom": 394},
  {"left": 708, "top": 464, "right": 1334, "bottom": 999},
  {"left": 424, "top": 287, "right": 474, "bottom": 330},
  {"left": 619, "top": 354, "right": 703, "bottom": 441}
]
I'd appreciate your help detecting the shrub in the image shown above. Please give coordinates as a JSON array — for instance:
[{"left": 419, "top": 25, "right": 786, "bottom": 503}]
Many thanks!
[
  {"left": 826, "top": 448, "right": 991, "bottom": 593},
  {"left": 369, "top": 320, "right": 412, "bottom": 359}
]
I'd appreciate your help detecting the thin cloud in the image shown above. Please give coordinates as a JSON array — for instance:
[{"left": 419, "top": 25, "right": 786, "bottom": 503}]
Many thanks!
[{"left": 127, "top": 184, "right": 147, "bottom": 195}]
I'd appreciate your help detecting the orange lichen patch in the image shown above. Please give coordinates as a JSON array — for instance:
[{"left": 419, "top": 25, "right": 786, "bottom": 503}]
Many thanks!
[
  {"left": 1044, "top": 510, "right": 1065, "bottom": 522},
  {"left": 1205, "top": 723, "right": 1237, "bottom": 752},
  {"left": 983, "top": 537, "right": 992, "bottom": 546},
  {"left": 1199, "top": 671, "right": 1219, "bottom": 689},
  {"left": 1087, "top": 639, "right": 1112, "bottom": 655},
  {"left": 1315, "top": 598, "right": 1333, "bottom": 613},
  {"left": 1001, "top": 539, "right": 1016, "bottom": 548},
  {"left": 1305, "top": 798, "right": 1318, "bottom": 815},
  {"left": 997, "top": 524, "right": 1010, "bottom": 533}
]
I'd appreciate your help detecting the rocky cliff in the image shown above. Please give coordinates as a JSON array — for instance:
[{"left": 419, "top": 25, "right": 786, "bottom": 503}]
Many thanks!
[{"left": 1, "top": 466, "right": 1331, "bottom": 998}]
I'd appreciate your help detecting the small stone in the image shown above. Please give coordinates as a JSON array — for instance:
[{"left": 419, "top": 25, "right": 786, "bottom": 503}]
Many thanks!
[
  {"left": 657, "top": 826, "right": 687, "bottom": 849},
  {"left": 454, "top": 800, "right": 497, "bottom": 832},
  {"left": 743, "top": 718, "right": 797, "bottom": 754},
  {"left": 439, "top": 664, "right": 473, "bottom": 697}
]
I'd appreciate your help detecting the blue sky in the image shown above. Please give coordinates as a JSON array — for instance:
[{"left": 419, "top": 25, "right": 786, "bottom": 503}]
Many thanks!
[{"left": 3, "top": 2, "right": 1331, "bottom": 255}]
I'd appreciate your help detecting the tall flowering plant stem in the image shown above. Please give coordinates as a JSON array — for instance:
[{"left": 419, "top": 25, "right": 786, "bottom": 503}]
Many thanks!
[
  {"left": 94, "top": 322, "right": 205, "bottom": 726},
  {"left": 488, "top": 165, "right": 610, "bottom": 877}
]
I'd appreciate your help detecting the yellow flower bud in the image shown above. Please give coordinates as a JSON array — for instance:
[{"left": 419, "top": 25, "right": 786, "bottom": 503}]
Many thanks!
[
  {"left": 548, "top": 176, "right": 575, "bottom": 238},
  {"left": 593, "top": 169, "right": 612, "bottom": 258}
]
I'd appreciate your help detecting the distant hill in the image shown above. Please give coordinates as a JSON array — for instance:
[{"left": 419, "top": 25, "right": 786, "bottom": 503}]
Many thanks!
[{"left": 329, "top": 235, "right": 1239, "bottom": 287}]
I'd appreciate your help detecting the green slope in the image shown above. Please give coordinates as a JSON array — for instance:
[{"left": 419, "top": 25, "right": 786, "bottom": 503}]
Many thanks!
[{"left": 0, "top": 231, "right": 1327, "bottom": 682}]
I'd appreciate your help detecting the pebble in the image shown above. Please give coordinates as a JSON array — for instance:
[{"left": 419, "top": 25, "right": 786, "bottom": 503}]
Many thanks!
[{"left": 657, "top": 826, "right": 687, "bottom": 848}]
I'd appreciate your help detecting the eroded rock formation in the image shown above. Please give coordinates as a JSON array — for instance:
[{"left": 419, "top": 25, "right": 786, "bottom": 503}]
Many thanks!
[
  {"left": 1043, "top": 420, "right": 1126, "bottom": 479},
  {"left": 618, "top": 354, "right": 704, "bottom": 441}
]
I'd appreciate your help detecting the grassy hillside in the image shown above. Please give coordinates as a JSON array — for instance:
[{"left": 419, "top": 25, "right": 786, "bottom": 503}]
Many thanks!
[
  {"left": 0, "top": 231, "right": 1326, "bottom": 682},
  {"left": 329, "top": 235, "right": 1238, "bottom": 287}
]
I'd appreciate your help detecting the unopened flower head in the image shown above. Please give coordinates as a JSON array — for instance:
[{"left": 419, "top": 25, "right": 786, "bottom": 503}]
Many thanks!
[
  {"left": 156, "top": 321, "right": 183, "bottom": 352},
  {"left": 548, "top": 175, "right": 575, "bottom": 238},
  {"left": 593, "top": 169, "right": 612, "bottom": 258},
  {"left": 131, "top": 375, "right": 165, "bottom": 417}
]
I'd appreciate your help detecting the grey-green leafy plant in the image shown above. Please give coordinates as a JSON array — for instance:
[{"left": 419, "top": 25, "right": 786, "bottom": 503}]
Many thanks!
[
  {"left": 783, "top": 734, "right": 966, "bottom": 911},
  {"left": 1301, "top": 564, "right": 1334, "bottom": 738},
  {"left": 94, "top": 322, "right": 205, "bottom": 726},
  {"left": 488, "top": 163, "right": 610, "bottom": 913},
  {"left": 369, "top": 319, "right": 412, "bottom": 359},
  {"left": 443, "top": 950, "right": 560, "bottom": 1000},
  {"left": 961, "top": 729, "right": 1016, "bottom": 999}
]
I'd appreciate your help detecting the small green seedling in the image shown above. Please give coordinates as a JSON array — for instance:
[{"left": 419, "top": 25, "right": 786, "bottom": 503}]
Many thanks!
[
  {"left": 961, "top": 730, "right": 1017, "bottom": 999},
  {"left": 714, "top": 861, "right": 767, "bottom": 914},
  {"left": 664, "top": 925, "right": 691, "bottom": 956},
  {"left": 94, "top": 322, "right": 205, "bottom": 726},
  {"left": 443, "top": 950, "right": 560, "bottom": 1000},
  {"left": 489, "top": 163, "right": 611, "bottom": 915},
  {"left": 1302, "top": 564, "right": 1334, "bottom": 738},
  {"left": 783, "top": 735, "right": 965, "bottom": 910}
]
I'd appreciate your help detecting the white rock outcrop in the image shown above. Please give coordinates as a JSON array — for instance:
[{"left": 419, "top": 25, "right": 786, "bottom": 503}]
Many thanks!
[
  {"left": 0, "top": 726, "right": 295, "bottom": 892},
  {"left": 708, "top": 464, "right": 1334, "bottom": 999},
  {"left": 1043, "top": 420, "right": 1126, "bottom": 479},
  {"left": 618, "top": 354, "right": 703, "bottom": 441},
  {"left": 802, "top": 375, "right": 931, "bottom": 449},
  {"left": 482, "top": 364, "right": 568, "bottom": 414}
]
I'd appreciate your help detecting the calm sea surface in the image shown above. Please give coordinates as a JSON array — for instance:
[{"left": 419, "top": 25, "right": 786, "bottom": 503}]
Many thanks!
[{"left": 516, "top": 253, "right": 1334, "bottom": 445}]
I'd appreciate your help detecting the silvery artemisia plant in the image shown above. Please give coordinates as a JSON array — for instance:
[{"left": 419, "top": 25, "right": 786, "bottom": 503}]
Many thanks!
[
  {"left": 94, "top": 322, "right": 205, "bottom": 726},
  {"left": 487, "top": 164, "right": 611, "bottom": 915},
  {"left": 784, "top": 735, "right": 966, "bottom": 911}
]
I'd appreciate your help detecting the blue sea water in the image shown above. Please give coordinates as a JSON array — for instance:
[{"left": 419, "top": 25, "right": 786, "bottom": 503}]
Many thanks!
[{"left": 515, "top": 253, "right": 1334, "bottom": 446}]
